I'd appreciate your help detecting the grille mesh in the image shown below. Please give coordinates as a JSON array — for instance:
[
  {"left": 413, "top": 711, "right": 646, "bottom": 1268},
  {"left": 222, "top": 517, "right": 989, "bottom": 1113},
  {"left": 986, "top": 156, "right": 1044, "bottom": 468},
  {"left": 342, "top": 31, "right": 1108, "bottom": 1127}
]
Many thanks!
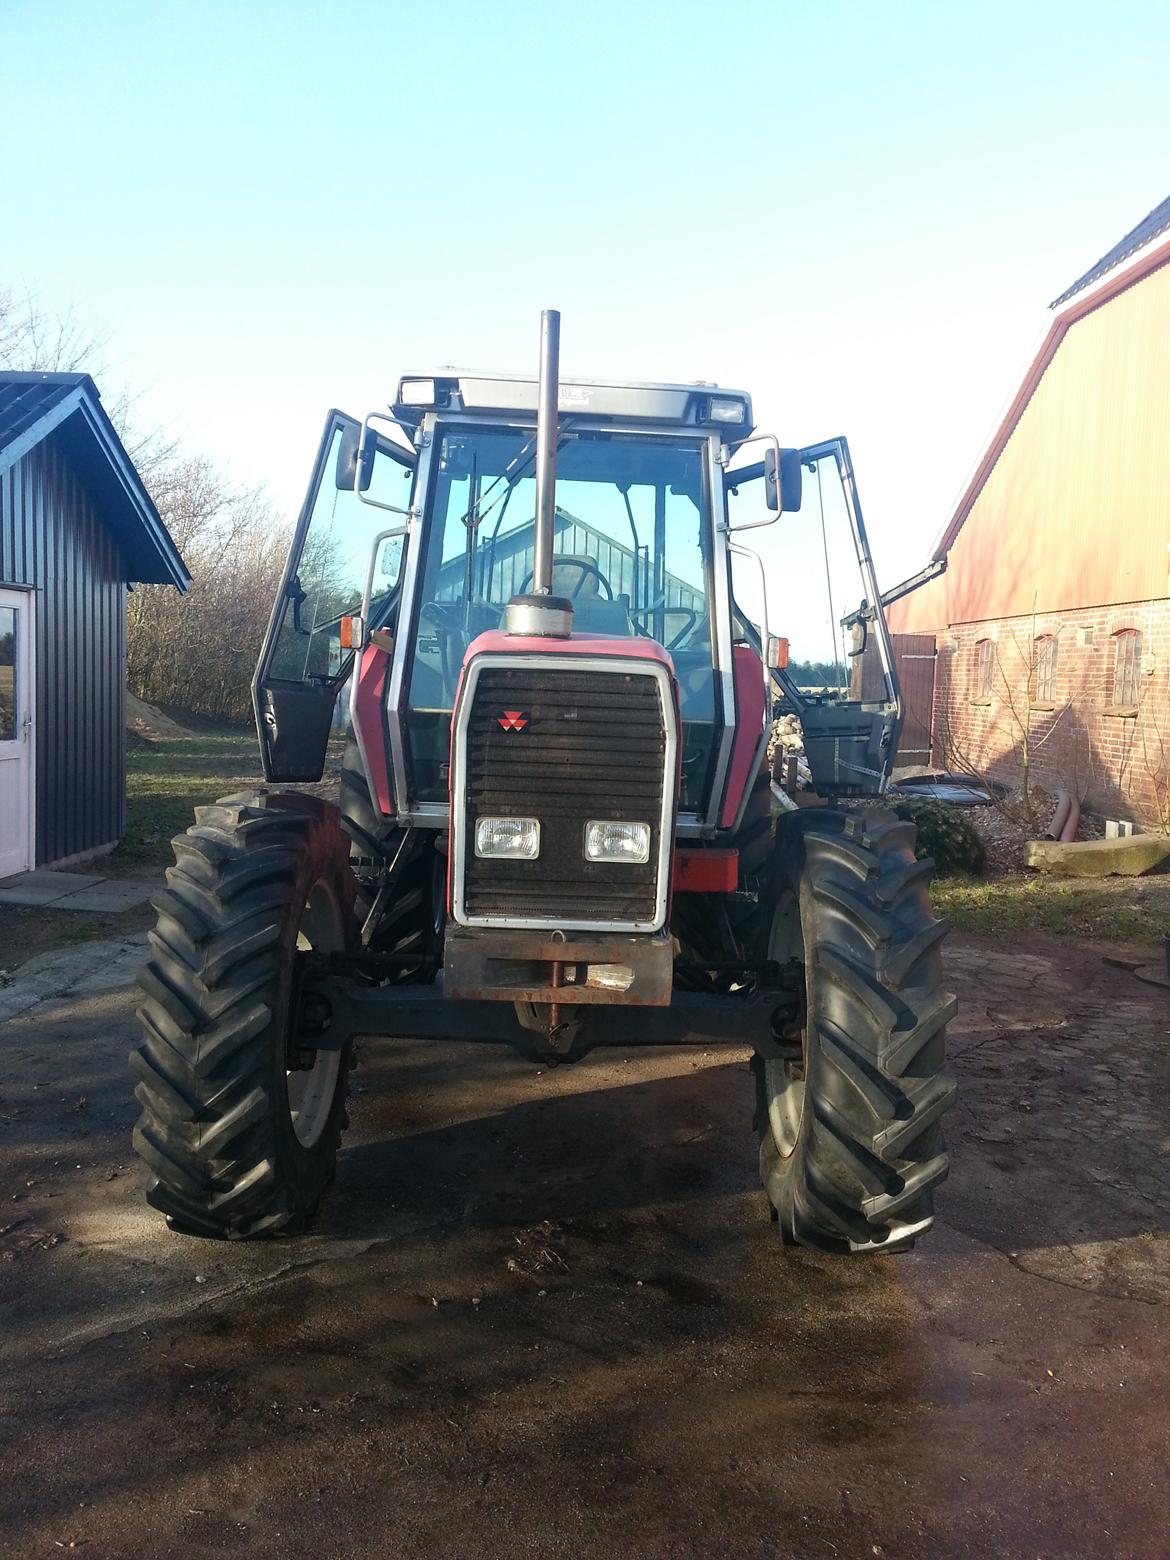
[{"left": 461, "top": 665, "right": 667, "bottom": 924}]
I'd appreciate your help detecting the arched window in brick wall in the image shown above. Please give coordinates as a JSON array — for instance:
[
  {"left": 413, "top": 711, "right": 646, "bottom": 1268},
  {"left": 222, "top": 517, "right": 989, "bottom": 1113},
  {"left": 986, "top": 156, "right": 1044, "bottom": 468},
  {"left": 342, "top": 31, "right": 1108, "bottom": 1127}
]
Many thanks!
[
  {"left": 1034, "top": 635, "right": 1057, "bottom": 703},
  {"left": 1110, "top": 628, "right": 1142, "bottom": 710},
  {"left": 973, "top": 637, "right": 995, "bottom": 699}
]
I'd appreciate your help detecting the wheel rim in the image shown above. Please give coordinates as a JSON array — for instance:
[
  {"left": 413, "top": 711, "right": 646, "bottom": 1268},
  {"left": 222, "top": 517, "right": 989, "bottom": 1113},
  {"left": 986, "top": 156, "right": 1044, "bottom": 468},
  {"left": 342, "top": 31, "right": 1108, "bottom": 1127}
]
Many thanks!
[
  {"left": 287, "top": 878, "right": 345, "bottom": 1149},
  {"left": 765, "top": 888, "right": 806, "bottom": 1161}
]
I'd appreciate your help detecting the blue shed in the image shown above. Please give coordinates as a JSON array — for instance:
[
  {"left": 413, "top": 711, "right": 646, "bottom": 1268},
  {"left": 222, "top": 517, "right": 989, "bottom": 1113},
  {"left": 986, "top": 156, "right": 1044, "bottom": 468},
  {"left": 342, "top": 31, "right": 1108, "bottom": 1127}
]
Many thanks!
[{"left": 0, "top": 373, "right": 189, "bottom": 874}]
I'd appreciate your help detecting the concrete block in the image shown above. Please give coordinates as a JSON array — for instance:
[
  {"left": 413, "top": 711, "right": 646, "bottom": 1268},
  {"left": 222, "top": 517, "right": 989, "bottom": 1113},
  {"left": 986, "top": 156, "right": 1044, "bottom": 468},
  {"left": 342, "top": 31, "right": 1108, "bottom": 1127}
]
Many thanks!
[{"left": 1026, "top": 834, "right": 1170, "bottom": 877}]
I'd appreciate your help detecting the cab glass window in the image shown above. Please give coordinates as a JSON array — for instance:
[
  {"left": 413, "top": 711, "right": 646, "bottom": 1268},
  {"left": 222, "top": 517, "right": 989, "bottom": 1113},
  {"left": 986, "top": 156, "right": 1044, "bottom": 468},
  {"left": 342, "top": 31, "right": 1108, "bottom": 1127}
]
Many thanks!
[
  {"left": 269, "top": 427, "right": 412, "bottom": 684},
  {"left": 405, "top": 425, "right": 718, "bottom": 806}
]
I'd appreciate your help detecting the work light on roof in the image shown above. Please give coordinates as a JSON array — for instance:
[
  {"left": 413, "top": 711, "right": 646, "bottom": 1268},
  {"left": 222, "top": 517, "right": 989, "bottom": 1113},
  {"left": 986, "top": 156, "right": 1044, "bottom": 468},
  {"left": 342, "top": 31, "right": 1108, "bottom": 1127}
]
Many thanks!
[
  {"left": 707, "top": 396, "right": 748, "bottom": 425},
  {"left": 399, "top": 378, "right": 436, "bottom": 407}
]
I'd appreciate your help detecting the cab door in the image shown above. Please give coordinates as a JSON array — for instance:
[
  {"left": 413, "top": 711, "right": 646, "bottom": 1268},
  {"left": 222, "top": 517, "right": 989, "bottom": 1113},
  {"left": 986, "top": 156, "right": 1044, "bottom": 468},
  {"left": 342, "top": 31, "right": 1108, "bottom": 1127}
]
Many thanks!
[
  {"left": 725, "top": 435, "right": 902, "bottom": 798},
  {"left": 774, "top": 437, "right": 902, "bottom": 796},
  {"left": 252, "top": 410, "right": 415, "bottom": 781}
]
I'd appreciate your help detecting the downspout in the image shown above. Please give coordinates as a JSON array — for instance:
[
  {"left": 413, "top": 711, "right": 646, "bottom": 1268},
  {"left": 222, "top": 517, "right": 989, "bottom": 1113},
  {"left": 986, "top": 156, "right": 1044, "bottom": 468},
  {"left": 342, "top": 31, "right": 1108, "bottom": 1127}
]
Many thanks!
[
  {"left": 1044, "top": 790, "right": 1071, "bottom": 840},
  {"left": 1059, "top": 795, "right": 1081, "bottom": 843}
]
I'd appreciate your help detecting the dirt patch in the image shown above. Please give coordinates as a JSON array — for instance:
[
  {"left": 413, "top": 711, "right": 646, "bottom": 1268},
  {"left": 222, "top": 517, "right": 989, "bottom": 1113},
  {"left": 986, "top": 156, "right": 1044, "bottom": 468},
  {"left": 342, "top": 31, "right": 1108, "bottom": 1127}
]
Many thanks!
[
  {"left": 125, "top": 694, "right": 191, "bottom": 739},
  {"left": 2, "top": 931, "right": 1170, "bottom": 1558},
  {"left": 965, "top": 784, "right": 1109, "bottom": 875},
  {"left": 0, "top": 900, "right": 155, "bottom": 975}
]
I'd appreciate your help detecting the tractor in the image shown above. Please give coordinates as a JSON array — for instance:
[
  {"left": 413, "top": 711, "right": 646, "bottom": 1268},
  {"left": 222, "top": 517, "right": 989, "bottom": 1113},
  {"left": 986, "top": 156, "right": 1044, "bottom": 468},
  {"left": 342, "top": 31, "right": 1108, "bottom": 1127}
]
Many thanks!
[{"left": 130, "top": 311, "right": 956, "bottom": 1251}]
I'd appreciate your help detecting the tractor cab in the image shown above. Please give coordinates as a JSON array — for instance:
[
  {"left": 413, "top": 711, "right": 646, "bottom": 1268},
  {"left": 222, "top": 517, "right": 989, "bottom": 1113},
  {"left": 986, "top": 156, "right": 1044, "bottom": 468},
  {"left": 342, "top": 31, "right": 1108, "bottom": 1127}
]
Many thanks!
[{"left": 253, "top": 365, "right": 902, "bottom": 835}]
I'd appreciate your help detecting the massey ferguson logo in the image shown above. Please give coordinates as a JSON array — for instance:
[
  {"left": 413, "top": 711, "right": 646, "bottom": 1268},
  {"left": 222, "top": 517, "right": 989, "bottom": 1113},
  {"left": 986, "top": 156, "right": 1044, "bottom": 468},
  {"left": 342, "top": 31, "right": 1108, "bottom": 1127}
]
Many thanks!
[{"left": 497, "top": 710, "right": 529, "bottom": 732}]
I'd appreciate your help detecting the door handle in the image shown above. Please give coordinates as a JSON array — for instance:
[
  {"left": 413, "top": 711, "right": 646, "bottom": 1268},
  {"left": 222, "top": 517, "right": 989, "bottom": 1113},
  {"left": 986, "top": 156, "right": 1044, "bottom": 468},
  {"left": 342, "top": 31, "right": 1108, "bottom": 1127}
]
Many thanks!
[{"left": 22, "top": 712, "right": 32, "bottom": 742}]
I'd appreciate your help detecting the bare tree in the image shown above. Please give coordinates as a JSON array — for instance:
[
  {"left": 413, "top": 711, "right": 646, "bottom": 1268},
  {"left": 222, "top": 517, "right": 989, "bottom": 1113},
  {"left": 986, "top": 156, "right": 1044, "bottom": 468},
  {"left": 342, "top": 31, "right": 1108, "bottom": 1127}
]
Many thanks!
[
  {"left": 3, "top": 285, "right": 287, "bottom": 723},
  {"left": 128, "top": 457, "right": 289, "bottom": 724},
  {"left": 1136, "top": 685, "right": 1170, "bottom": 836},
  {"left": 0, "top": 286, "right": 107, "bottom": 374}
]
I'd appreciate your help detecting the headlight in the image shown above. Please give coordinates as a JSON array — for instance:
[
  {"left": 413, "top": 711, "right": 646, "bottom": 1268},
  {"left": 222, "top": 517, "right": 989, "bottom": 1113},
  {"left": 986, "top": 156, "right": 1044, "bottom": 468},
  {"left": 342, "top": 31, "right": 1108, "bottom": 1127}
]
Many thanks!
[
  {"left": 475, "top": 816, "right": 541, "bottom": 859},
  {"left": 584, "top": 820, "right": 651, "bottom": 864}
]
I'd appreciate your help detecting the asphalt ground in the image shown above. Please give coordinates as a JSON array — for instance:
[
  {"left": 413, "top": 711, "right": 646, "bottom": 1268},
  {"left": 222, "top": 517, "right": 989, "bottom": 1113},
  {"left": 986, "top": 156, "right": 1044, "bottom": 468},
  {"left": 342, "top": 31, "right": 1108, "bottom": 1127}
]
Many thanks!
[{"left": 1, "top": 929, "right": 1168, "bottom": 1558}]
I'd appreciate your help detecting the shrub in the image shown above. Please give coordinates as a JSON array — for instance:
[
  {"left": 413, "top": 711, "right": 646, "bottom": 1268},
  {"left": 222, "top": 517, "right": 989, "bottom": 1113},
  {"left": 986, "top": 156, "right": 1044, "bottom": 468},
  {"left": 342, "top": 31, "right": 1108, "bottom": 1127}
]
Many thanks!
[{"left": 890, "top": 798, "right": 987, "bottom": 879}]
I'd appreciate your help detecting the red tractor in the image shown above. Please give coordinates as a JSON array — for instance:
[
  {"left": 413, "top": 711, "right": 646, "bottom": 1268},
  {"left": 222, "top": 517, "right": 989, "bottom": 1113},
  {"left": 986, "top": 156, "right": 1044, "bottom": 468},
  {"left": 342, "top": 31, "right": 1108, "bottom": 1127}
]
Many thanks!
[{"left": 131, "top": 312, "right": 956, "bottom": 1251}]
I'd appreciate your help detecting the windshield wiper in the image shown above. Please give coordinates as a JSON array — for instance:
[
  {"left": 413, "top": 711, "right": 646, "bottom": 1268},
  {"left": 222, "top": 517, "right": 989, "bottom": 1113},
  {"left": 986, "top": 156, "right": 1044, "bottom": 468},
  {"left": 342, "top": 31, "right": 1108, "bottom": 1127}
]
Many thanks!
[{"left": 457, "top": 425, "right": 575, "bottom": 532}]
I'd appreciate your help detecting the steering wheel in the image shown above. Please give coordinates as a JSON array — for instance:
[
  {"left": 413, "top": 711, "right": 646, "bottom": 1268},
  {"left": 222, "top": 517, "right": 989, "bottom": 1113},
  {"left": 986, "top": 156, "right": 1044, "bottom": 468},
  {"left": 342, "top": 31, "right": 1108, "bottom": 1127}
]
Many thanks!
[
  {"left": 518, "top": 555, "right": 613, "bottom": 600},
  {"left": 420, "top": 600, "right": 466, "bottom": 687},
  {"left": 630, "top": 596, "right": 700, "bottom": 652}
]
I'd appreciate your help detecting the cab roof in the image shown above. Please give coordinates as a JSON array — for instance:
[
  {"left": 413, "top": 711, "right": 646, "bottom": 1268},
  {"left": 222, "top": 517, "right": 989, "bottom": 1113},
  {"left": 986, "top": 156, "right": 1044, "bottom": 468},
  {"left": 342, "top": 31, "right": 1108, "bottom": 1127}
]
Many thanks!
[{"left": 392, "top": 371, "right": 753, "bottom": 434}]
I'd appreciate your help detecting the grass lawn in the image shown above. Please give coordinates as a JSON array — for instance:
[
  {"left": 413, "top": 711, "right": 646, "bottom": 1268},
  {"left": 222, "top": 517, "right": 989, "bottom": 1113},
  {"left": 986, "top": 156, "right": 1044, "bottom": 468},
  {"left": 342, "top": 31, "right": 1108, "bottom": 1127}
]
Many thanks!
[
  {"left": 120, "top": 732, "right": 263, "bottom": 865},
  {"left": 1, "top": 732, "right": 266, "bottom": 971},
  {"left": 933, "top": 872, "right": 1170, "bottom": 945}
]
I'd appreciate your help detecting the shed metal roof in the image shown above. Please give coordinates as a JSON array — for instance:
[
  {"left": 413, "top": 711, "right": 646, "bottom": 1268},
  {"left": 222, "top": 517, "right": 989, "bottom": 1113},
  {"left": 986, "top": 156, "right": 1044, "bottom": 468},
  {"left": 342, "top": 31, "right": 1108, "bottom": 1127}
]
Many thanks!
[
  {"left": 0, "top": 372, "right": 189, "bottom": 589},
  {"left": 1050, "top": 193, "right": 1170, "bottom": 308},
  {"left": 0, "top": 376, "right": 81, "bottom": 451}
]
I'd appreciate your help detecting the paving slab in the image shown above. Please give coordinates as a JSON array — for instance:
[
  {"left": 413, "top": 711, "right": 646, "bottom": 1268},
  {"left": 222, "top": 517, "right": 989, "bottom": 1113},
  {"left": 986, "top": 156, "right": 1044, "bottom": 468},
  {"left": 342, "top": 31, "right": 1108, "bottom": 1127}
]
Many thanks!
[
  {"left": 0, "top": 933, "right": 147, "bottom": 1021},
  {"left": 0, "top": 869, "right": 103, "bottom": 906},
  {"left": 51, "top": 880, "right": 154, "bottom": 912}
]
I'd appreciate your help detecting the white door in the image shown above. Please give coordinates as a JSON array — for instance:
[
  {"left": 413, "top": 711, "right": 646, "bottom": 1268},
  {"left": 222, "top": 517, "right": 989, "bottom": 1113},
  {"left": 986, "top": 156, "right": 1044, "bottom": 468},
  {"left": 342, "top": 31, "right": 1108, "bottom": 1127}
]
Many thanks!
[{"left": 0, "top": 588, "right": 34, "bottom": 879}]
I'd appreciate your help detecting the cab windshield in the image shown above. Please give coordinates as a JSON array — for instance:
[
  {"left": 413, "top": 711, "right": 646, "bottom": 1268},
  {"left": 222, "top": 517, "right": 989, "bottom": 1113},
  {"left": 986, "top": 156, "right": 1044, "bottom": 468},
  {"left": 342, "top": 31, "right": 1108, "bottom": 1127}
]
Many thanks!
[{"left": 407, "top": 424, "right": 719, "bottom": 807}]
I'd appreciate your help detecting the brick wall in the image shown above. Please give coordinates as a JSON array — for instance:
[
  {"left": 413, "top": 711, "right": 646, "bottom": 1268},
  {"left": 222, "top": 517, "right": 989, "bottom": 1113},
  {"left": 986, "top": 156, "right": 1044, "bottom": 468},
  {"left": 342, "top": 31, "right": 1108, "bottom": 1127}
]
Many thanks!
[{"left": 930, "top": 599, "right": 1170, "bottom": 825}]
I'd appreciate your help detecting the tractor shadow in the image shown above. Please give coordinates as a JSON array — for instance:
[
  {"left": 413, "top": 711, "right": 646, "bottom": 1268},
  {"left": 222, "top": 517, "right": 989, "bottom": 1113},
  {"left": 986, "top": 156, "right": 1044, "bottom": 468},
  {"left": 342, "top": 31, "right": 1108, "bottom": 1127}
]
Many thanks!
[
  {"left": 326, "top": 1042, "right": 761, "bottom": 1245},
  {"left": 325, "top": 996, "right": 1170, "bottom": 1280}
]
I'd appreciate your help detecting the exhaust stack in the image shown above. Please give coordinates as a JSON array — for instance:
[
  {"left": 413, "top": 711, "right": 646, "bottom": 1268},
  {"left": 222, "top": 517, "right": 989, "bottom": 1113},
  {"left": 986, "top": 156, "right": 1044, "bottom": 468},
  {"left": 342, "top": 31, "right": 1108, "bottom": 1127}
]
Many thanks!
[
  {"left": 505, "top": 308, "right": 573, "bottom": 638},
  {"left": 532, "top": 307, "right": 560, "bottom": 596}
]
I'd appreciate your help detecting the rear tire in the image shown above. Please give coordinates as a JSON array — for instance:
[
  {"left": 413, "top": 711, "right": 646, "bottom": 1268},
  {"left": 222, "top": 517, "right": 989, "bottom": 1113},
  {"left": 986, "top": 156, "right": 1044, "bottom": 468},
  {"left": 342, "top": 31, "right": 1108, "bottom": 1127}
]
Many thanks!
[
  {"left": 130, "top": 792, "right": 356, "bottom": 1239},
  {"left": 754, "top": 807, "right": 957, "bottom": 1253}
]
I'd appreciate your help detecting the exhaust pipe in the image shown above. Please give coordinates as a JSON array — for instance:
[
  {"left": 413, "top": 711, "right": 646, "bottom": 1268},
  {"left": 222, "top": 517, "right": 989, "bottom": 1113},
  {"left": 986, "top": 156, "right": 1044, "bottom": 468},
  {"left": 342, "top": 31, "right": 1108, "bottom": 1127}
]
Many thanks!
[
  {"left": 532, "top": 308, "right": 560, "bottom": 596},
  {"left": 506, "top": 308, "right": 573, "bottom": 638}
]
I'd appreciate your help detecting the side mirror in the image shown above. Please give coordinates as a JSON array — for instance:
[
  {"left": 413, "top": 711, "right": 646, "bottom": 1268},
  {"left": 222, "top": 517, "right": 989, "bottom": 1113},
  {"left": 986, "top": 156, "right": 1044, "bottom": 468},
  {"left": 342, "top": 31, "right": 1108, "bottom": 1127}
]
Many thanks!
[
  {"left": 335, "top": 424, "right": 374, "bottom": 492},
  {"left": 764, "top": 447, "right": 802, "bottom": 513}
]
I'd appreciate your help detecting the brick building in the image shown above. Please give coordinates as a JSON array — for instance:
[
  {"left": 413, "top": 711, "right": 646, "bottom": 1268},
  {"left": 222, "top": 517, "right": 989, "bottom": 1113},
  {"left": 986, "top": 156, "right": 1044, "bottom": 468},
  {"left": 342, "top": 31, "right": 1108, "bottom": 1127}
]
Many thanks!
[{"left": 886, "top": 197, "right": 1170, "bottom": 826}]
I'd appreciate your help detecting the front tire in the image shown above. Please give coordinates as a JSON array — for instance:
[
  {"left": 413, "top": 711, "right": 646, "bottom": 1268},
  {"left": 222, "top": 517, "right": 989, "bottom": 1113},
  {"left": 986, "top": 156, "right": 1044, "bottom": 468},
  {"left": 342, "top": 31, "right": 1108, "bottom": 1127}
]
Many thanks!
[
  {"left": 754, "top": 807, "right": 957, "bottom": 1253},
  {"left": 130, "top": 792, "right": 356, "bottom": 1238}
]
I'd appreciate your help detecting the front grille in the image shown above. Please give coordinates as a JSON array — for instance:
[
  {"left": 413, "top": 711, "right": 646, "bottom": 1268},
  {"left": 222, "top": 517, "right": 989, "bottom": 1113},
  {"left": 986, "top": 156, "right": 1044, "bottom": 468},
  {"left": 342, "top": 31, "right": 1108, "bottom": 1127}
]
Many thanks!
[{"left": 460, "top": 664, "right": 668, "bottom": 926}]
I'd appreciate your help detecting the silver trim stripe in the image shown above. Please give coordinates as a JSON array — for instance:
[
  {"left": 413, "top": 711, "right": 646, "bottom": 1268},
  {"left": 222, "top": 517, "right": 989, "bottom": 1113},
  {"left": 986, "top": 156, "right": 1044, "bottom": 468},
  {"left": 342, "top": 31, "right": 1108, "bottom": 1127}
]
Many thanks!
[{"left": 450, "top": 651, "right": 679, "bottom": 933}]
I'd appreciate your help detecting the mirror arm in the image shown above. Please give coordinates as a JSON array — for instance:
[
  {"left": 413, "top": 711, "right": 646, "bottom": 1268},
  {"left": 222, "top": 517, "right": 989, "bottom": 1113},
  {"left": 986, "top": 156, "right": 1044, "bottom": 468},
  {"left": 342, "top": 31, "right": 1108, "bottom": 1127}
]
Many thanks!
[
  {"left": 356, "top": 411, "right": 417, "bottom": 518},
  {"left": 728, "top": 540, "right": 773, "bottom": 728},
  {"left": 360, "top": 525, "right": 411, "bottom": 643},
  {"left": 721, "top": 433, "right": 783, "bottom": 532}
]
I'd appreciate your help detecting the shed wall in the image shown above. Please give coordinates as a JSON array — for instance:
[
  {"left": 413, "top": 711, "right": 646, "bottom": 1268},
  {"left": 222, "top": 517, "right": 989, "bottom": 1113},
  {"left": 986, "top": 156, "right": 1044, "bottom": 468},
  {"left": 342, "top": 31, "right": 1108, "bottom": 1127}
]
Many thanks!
[{"left": 0, "top": 436, "right": 126, "bottom": 864}]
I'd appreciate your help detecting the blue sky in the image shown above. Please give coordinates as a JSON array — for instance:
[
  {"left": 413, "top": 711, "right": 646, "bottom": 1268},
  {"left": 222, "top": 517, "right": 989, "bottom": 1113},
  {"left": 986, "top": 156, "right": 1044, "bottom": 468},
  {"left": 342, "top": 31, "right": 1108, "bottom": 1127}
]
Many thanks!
[{"left": 4, "top": 0, "right": 1170, "bottom": 642}]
